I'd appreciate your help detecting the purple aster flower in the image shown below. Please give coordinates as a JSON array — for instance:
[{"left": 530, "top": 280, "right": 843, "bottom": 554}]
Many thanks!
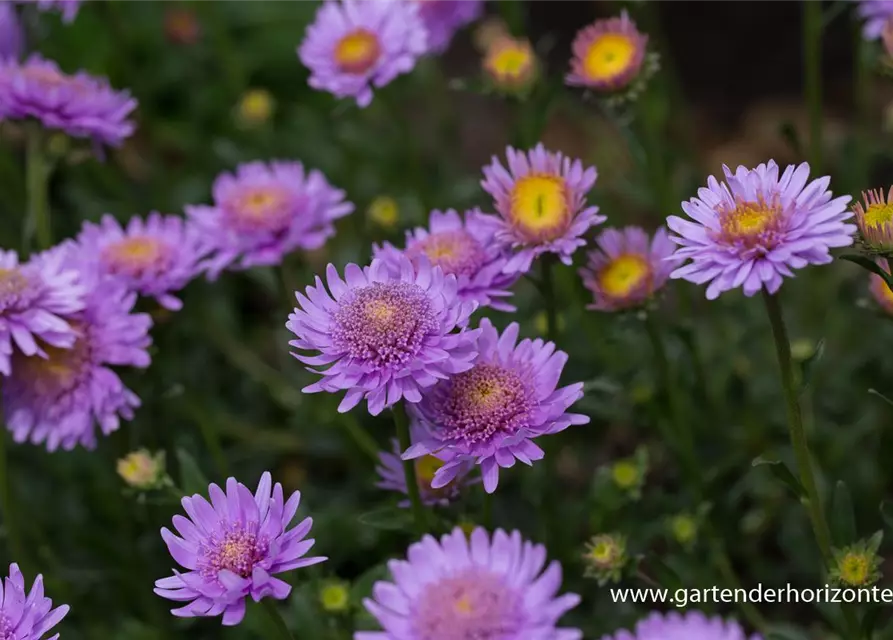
[
  {"left": 186, "top": 160, "right": 353, "bottom": 280},
  {"left": 376, "top": 425, "right": 476, "bottom": 507},
  {"left": 0, "top": 563, "right": 69, "bottom": 640},
  {"left": 579, "top": 226, "right": 675, "bottom": 312},
  {"left": 666, "top": 161, "right": 855, "bottom": 300},
  {"left": 602, "top": 611, "right": 761, "bottom": 640},
  {"left": 154, "top": 471, "right": 327, "bottom": 626},
  {"left": 357, "top": 526, "right": 582, "bottom": 640},
  {"left": 480, "top": 143, "right": 605, "bottom": 274},
  {"left": 0, "top": 55, "right": 135, "bottom": 146},
  {"left": 415, "top": 0, "right": 483, "bottom": 53},
  {"left": 28, "top": 0, "right": 80, "bottom": 22},
  {"left": 859, "top": 0, "right": 893, "bottom": 40},
  {"left": 3, "top": 242, "right": 152, "bottom": 451},
  {"left": 298, "top": 0, "right": 427, "bottom": 108},
  {"left": 403, "top": 318, "right": 589, "bottom": 493},
  {"left": 0, "top": 247, "right": 85, "bottom": 377},
  {"left": 74, "top": 212, "right": 207, "bottom": 311},
  {"left": 373, "top": 208, "right": 520, "bottom": 312},
  {"left": 566, "top": 11, "right": 648, "bottom": 92},
  {"left": 287, "top": 256, "right": 479, "bottom": 416},
  {"left": 0, "top": 3, "right": 23, "bottom": 60}
]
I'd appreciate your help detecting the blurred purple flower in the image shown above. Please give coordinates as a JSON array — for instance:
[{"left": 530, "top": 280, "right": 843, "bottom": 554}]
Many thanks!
[
  {"left": 155, "top": 472, "right": 326, "bottom": 626},
  {"left": 373, "top": 208, "right": 519, "bottom": 312},
  {"left": 187, "top": 160, "right": 353, "bottom": 280},
  {"left": 602, "top": 611, "right": 761, "bottom": 640},
  {"left": 667, "top": 161, "right": 854, "bottom": 300},
  {"left": 74, "top": 213, "right": 207, "bottom": 311},
  {"left": 0, "top": 247, "right": 85, "bottom": 376},
  {"left": 0, "top": 563, "right": 69, "bottom": 640},
  {"left": 357, "top": 527, "right": 582, "bottom": 640},
  {"left": 404, "top": 318, "right": 588, "bottom": 493},
  {"left": 287, "top": 257, "right": 479, "bottom": 416},
  {"left": 580, "top": 226, "right": 676, "bottom": 312},
  {"left": 858, "top": 0, "right": 893, "bottom": 39},
  {"left": 0, "top": 55, "right": 135, "bottom": 146},
  {"left": 298, "top": 0, "right": 427, "bottom": 108},
  {"left": 3, "top": 242, "right": 152, "bottom": 451},
  {"left": 0, "top": 4, "right": 23, "bottom": 60},
  {"left": 480, "top": 143, "right": 604, "bottom": 274},
  {"left": 566, "top": 11, "right": 648, "bottom": 92},
  {"left": 415, "top": 0, "right": 483, "bottom": 53},
  {"left": 869, "top": 259, "right": 893, "bottom": 315},
  {"left": 32, "top": 0, "right": 80, "bottom": 22}
]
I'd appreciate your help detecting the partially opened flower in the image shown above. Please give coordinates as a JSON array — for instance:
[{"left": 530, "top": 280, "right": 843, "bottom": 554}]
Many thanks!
[
  {"left": 0, "top": 247, "right": 85, "bottom": 376},
  {"left": 480, "top": 144, "right": 604, "bottom": 273},
  {"left": 482, "top": 35, "right": 538, "bottom": 95},
  {"left": 404, "top": 318, "right": 589, "bottom": 493},
  {"left": 868, "top": 259, "right": 893, "bottom": 315},
  {"left": 851, "top": 186, "right": 893, "bottom": 251},
  {"left": 580, "top": 226, "right": 675, "bottom": 311},
  {"left": 186, "top": 161, "right": 353, "bottom": 279},
  {"left": 3, "top": 243, "right": 152, "bottom": 451},
  {"left": 299, "top": 0, "right": 427, "bottom": 108},
  {"left": 287, "top": 257, "right": 479, "bottom": 415},
  {"left": 0, "top": 4, "right": 23, "bottom": 60},
  {"left": 415, "top": 0, "right": 483, "bottom": 53},
  {"left": 858, "top": 0, "right": 893, "bottom": 40},
  {"left": 602, "top": 611, "right": 761, "bottom": 640},
  {"left": 155, "top": 472, "right": 326, "bottom": 626},
  {"left": 567, "top": 11, "right": 648, "bottom": 92},
  {"left": 74, "top": 213, "right": 207, "bottom": 311},
  {"left": 0, "top": 563, "right": 69, "bottom": 640},
  {"left": 667, "top": 161, "right": 854, "bottom": 300},
  {"left": 0, "top": 55, "right": 136, "bottom": 146},
  {"left": 357, "top": 527, "right": 582, "bottom": 640},
  {"left": 373, "top": 208, "right": 519, "bottom": 311}
]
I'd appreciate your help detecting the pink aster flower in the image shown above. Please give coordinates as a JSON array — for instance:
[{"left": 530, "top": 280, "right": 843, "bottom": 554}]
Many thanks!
[
  {"left": 0, "top": 247, "right": 85, "bottom": 376},
  {"left": 667, "top": 161, "right": 855, "bottom": 300},
  {"left": 187, "top": 160, "right": 353, "bottom": 279},
  {"left": 0, "top": 4, "right": 23, "bottom": 60},
  {"left": 3, "top": 242, "right": 152, "bottom": 451},
  {"left": 373, "top": 208, "right": 520, "bottom": 312},
  {"left": 404, "top": 318, "right": 589, "bottom": 494},
  {"left": 74, "top": 213, "right": 207, "bottom": 311},
  {"left": 859, "top": 0, "right": 893, "bottom": 40},
  {"left": 480, "top": 143, "right": 604, "bottom": 274},
  {"left": 415, "top": 0, "right": 483, "bottom": 53},
  {"left": 567, "top": 10, "right": 648, "bottom": 92},
  {"left": 299, "top": 0, "right": 427, "bottom": 108},
  {"left": 0, "top": 55, "right": 136, "bottom": 146},
  {"left": 0, "top": 563, "right": 69, "bottom": 640},
  {"left": 357, "top": 527, "right": 582, "bottom": 640},
  {"left": 580, "top": 226, "right": 675, "bottom": 312},
  {"left": 155, "top": 471, "right": 326, "bottom": 626},
  {"left": 602, "top": 611, "right": 761, "bottom": 640},
  {"left": 287, "top": 257, "right": 479, "bottom": 416}
]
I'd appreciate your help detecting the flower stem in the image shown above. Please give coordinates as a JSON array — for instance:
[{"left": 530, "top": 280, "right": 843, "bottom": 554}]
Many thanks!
[
  {"left": 540, "top": 257, "right": 558, "bottom": 343},
  {"left": 393, "top": 402, "right": 427, "bottom": 535},
  {"left": 259, "top": 599, "right": 295, "bottom": 640},
  {"left": 24, "top": 128, "right": 53, "bottom": 251},
  {"left": 761, "top": 290, "right": 833, "bottom": 566},
  {"left": 0, "top": 430, "right": 26, "bottom": 573},
  {"left": 803, "top": 0, "right": 823, "bottom": 173}
]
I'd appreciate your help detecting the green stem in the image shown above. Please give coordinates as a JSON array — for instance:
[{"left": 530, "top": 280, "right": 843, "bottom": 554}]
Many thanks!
[
  {"left": 540, "top": 258, "right": 558, "bottom": 343},
  {"left": 393, "top": 403, "right": 427, "bottom": 535},
  {"left": 0, "top": 431, "right": 25, "bottom": 571},
  {"left": 259, "top": 599, "right": 295, "bottom": 640},
  {"left": 804, "top": 0, "right": 823, "bottom": 173},
  {"left": 24, "top": 129, "right": 52, "bottom": 251},
  {"left": 706, "top": 524, "right": 768, "bottom": 631},
  {"left": 761, "top": 290, "right": 833, "bottom": 566}
]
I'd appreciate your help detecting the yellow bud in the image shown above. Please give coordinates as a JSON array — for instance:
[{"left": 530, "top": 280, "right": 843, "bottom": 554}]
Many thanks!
[
  {"left": 117, "top": 450, "right": 165, "bottom": 489},
  {"left": 367, "top": 196, "right": 399, "bottom": 229},
  {"left": 319, "top": 580, "right": 350, "bottom": 613},
  {"left": 236, "top": 89, "right": 275, "bottom": 128}
]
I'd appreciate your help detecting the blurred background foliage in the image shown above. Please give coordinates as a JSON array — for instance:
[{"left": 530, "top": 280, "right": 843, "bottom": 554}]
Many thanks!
[{"left": 3, "top": 0, "right": 893, "bottom": 638}]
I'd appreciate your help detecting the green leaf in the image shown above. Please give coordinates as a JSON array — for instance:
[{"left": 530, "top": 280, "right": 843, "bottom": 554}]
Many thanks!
[
  {"left": 175, "top": 448, "right": 210, "bottom": 496},
  {"left": 752, "top": 454, "right": 806, "bottom": 499},
  {"left": 798, "top": 338, "right": 825, "bottom": 393},
  {"left": 830, "top": 480, "right": 856, "bottom": 547},
  {"left": 867, "top": 529, "right": 884, "bottom": 554},
  {"left": 839, "top": 254, "right": 893, "bottom": 291},
  {"left": 357, "top": 505, "right": 414, "bottom": 531}
]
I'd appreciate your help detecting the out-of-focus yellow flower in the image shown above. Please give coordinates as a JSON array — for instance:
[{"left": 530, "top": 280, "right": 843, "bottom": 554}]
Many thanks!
[
  {"left": 582, "top": 533, "right": 627, "bottom": 585},
  {"left": 367, "top": 196, "right": 399, "bottom": 229},
  {"left": 483, "top": 36, "right": 538, "bottom": 95},
  {"left": 236, "top": 89, "right": 275, "bottom": 128},
  {"left": 319, "top": 580, "right": 350, "bottom": 613},
  {"left": 790, "top": 338, "right": 815, "bottom": 362},
  {"left": 117, "top": 449, "right": 167, "bottom": 490},
  {"left": 669, "top": 513, "right": 698, "bottom": 547}
]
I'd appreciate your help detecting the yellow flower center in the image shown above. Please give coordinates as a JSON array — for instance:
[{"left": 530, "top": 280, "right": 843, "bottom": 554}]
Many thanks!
[
  {"left": 485, "top": 39, "right": 534, "bottom": 87},
  {"left": 238, "top": 89, "right": 274, "bottom": 125},
  {"left": 15, "top": 333, "right": 89, "bottom": 397},
  {"left": 598, "top": 254, "right": 650, "bottom": 299},
  {"left": 415, "top": 454, "right": 444, "bottom": 487},
  {"left": 864, "top": 202, "right": 893, "bottom": 228},
  {"left": 227, "top": 186, "right": 292, "bottom": 232},
  {"left": 588, "top": 540, "right": 616, "bottom": 565},
  {"left": 718, "top": 198, "right": 782, "bottom": 247},
  {"left": 454, "top": 594, "right": 474, "bottom": 614},
  {"left": 334, "top": 29, "right": 381, "bottom": 74},
  {"left": 103, "top": 237, "right": 167, "bottom": 275},
  {"left": 320, "top": 582, "right": 350, "bottom": 612},
  {"left": 0, "top": 268, "right": 28, "bottom": 297},
  {"left": 364, "top": 299, "right": 397, "bottom": 326},
  {"left": 839, "top": 553, "right": 871, "bottom": 586},
  {"left": 509, "top": 175, "right": 569, "bottom": 240},
  {"left": 611, "top": 461, "right": 639, "bottom": 489},
  {"left": 583, "top": 33, "right": 636, "bottom": 82}
]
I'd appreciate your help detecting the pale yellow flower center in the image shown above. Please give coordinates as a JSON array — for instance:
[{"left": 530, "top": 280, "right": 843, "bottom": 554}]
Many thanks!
[
  {"left": 334, "top": 29, "right": 381, "bottom": 74},
  {"left": 584, "top": 34, "right": 636, "bottom": 82}
]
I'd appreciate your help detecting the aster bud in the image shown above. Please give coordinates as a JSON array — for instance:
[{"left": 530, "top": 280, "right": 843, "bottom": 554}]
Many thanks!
[
  {"left": 583, "top": 532, "right": 628, "bottom": 585},
  {"left": 117, "top": 449, "right": 168, "bottom": 490},
  {"left": 482, "top": 36, "right": 538, "bottom": 97},
  {"left": 852, "top": 187, "right": 893, "bottom": 253},
  {"left": 367, "top": 196, "right": 399, "bottom": 229},
  {"left": 319, "top": 579, "right": 351, "bottom": 613},
  {"left": 609, "top": 447, "right": 648, "bottom": 500},
  {"left": 236, "top": 88, "right": 275, "bottom": 129},
  {"left": 829, "top": 532, "right": 884, "bottom": 587}
]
